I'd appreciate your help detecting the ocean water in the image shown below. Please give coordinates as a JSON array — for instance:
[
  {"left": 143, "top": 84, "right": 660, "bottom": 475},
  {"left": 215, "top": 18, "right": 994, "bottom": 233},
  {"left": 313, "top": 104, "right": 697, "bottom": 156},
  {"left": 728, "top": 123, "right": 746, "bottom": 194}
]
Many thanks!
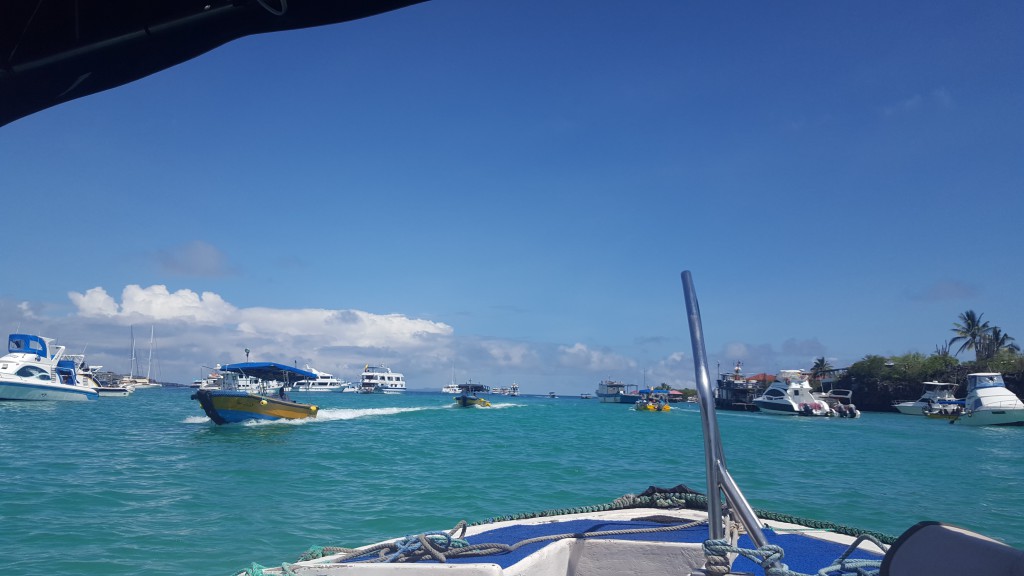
[{"left": 2, "top": 388, "right": 1022, "bottom": 575}]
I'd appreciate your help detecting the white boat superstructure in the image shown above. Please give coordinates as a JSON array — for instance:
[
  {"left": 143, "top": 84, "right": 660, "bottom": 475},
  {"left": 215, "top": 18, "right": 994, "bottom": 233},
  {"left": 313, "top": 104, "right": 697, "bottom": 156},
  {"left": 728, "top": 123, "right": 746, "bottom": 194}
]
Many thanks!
[
  {"left": 0, "top": 334, "right": 99, "bottom": 401},
  {"left": 952, "top": 372, "right": 1024, "bottom": 426},
  {"left": 290, "top": 366, "right": 351, "bottom": 392},
  {"left": 67, "top": 354, "right": 133, "bottom": 396},
  {"left": 753, "top": 369, "right": 832, "bottom": 416},
  {"left": 218, "top": 370, "right": 285, "bottom": 395},
  {"left": 359, "top": 364, "right": 406, "bottom": 394},
  {"left": 892, "top": 381, "right": 959, "bottom": 415},
  {"left": 441, "top": 383, "right": 461, "bottom": 394}
]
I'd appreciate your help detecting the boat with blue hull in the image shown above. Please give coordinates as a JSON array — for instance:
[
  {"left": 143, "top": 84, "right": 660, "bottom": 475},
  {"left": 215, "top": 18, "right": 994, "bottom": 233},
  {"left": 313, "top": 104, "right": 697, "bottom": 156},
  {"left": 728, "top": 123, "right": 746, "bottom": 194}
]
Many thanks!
[
  {"left": 0, "top": 334, "right": 99, "bottom": 402},
  {"left": 191, "top": 362, "right": 319, "bottom": 424},
  {"left": 238, "top": 272, "right": 1024, "bottom": 575}
]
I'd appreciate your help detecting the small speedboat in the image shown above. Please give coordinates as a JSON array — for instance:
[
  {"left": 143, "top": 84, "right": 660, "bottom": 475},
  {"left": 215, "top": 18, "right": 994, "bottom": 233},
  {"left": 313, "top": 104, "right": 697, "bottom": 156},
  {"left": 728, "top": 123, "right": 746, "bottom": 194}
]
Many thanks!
[
  {"left": 190, "top": 362, "right": 319, "bottom": 424},
  {"left": 892, "top": 381, "right": 959, "bottom": 415},
  {"left": 453, "top": 382, "right": 490, "bottom": 408},
  {"left": 635, "top": 395, "right": 671, "bottom": 411}
]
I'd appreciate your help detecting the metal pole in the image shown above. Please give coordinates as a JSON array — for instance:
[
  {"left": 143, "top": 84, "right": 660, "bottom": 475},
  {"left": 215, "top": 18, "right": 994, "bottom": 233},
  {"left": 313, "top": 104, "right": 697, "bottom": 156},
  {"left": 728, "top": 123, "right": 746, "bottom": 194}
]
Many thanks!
[
  {"left": 680, "top": 271, "right": 724, "bottom": 539},
  {"left": 681, "top": 270, "right": 772, "bottom": 552}
]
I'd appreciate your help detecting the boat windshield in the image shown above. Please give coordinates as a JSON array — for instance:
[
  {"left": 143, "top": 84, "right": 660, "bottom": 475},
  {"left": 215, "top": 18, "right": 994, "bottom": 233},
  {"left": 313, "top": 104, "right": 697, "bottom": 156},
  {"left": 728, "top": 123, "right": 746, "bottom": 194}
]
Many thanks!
[{"left": 967, "top": 374, "right": 1005, "bottom": 392}]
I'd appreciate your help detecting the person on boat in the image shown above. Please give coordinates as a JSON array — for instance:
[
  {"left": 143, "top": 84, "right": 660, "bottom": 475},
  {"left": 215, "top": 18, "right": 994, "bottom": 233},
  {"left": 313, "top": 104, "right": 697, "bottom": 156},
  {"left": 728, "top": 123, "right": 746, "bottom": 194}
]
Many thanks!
[{"left": 278, "top": 386, "right": 290, "bottom": 402}]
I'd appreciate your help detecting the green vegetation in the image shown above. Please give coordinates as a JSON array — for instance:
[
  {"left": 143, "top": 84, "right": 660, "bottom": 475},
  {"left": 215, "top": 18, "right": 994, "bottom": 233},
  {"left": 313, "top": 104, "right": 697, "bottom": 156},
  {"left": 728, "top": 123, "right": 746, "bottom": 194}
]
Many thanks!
[{"left": 831, "top": 310, "right": 1022, "bottom": 411}]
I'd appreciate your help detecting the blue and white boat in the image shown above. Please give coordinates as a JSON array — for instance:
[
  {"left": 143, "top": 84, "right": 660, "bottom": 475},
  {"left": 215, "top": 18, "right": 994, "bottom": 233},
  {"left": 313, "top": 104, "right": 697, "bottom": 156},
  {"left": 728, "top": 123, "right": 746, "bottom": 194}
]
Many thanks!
[
  {"left": 0, "top": 334, "right": 99, "bottom": 401},
  {"left": 238, "top": 272, "right": 1024, "bottom": 575}
]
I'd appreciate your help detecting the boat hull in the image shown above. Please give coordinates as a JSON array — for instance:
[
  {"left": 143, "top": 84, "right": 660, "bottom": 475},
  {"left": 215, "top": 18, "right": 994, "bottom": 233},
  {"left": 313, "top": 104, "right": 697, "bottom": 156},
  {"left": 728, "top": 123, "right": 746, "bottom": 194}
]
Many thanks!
[
  {"left": 453, "top": 395, "right": 490, "bottom": 408},
  {"left": 635, "top": 402, "right": 671, "bottom": 412},
  {"left": 952, "top": 408, "right": 1024, "bottom": 426},
  {"left": 0, "top": 379, "right": 98, "bottom": 401},
  {"left": 191, "top": 389, "right": 318, "bottom": 424}
]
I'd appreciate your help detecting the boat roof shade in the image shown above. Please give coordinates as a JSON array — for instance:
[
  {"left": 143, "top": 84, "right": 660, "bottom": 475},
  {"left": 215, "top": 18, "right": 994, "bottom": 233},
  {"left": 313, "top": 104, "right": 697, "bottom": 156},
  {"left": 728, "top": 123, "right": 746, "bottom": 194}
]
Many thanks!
[{"left": 0, "top": 0, "right": 428, "bottom": 127}]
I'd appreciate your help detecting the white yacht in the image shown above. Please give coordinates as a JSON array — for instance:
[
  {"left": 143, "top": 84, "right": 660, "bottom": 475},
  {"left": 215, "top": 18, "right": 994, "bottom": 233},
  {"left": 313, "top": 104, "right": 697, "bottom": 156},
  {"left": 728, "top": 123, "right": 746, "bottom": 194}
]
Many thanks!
[
  {"left": 0, "top": 334, "right": 99, "bottom": 401},
  {"left": 441, "top": 382, "right": 461, "bottom": 394},
  {"left": 359, "top": 364, "right": 406, "bottom": 394},
  {"left": 290, "top": 366, "right": 351, "bottom": 392},
  {"left": 951, "top": 372, "right": 1024, "bottom": 426},
  {"left": 752, "top": 370, "right": 832, "bottom": 416},
  {"left": 892, "top": 381, "right": 959, "bottom": 415}
]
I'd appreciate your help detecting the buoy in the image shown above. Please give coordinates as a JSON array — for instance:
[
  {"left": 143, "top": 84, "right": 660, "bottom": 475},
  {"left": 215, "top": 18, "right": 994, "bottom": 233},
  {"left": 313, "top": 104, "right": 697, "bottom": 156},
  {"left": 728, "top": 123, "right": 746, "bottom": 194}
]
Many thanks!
[
  {"left": 311, "top": 406, "right": 318, "bottom": 412},
  {"left": 260, "top": 400, "right": 267, "bottom": 405}
]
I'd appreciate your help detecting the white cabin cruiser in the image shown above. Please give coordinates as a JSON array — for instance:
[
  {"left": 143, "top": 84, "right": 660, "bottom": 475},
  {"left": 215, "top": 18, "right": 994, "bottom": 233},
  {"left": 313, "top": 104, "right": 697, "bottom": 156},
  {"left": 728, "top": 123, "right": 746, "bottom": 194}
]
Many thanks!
[
  {"left": 289, "top": 366, "right": 351, "bottom": 392},
  {"left": 359, "top": 364, "right": 406, "bottom": 394},
  {"left": 952, "top": 372, "right": 1024, "bottom": 426},
  {"left": 892, "top": 381, "right": 960, "bottom": 415},
  {"left": 752, "top": 370, "right": 832, "bottom": 416},
  {"left": 0, "top": 334, "right": 99, "bottom": 401}
]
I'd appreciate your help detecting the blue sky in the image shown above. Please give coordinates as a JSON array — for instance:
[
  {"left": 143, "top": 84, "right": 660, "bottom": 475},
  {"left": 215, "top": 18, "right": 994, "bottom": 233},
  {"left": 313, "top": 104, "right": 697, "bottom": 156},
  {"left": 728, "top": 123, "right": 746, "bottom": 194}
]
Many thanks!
[{"left": 1, "top": 0, "right": 1021, "bottom": 393}]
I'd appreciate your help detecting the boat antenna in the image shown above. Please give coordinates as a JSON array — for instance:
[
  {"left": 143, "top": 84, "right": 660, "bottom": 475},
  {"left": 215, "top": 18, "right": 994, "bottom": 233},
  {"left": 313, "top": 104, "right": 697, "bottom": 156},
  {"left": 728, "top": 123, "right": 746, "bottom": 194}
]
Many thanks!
[{"left": 680, "top": 270, "right": 772, "bottom": 551}]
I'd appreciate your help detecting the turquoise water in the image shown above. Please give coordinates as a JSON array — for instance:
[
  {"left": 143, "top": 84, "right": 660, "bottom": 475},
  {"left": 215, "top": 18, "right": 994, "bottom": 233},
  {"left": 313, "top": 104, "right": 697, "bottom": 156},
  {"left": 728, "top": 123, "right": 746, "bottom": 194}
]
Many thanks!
[{"left": 2, "top": 389, "right": 1022, "bottom": 575}]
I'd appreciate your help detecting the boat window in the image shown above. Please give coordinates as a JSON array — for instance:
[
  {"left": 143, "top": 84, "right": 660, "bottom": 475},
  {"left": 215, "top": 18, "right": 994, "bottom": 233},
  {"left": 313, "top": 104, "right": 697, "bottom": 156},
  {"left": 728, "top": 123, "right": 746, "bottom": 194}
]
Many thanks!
[
  {"left": 970, "top": 375, "right": 1004, "bottom": 390},
  {"left": 16, "top": 366, "right": 49, "bottom": 379}
]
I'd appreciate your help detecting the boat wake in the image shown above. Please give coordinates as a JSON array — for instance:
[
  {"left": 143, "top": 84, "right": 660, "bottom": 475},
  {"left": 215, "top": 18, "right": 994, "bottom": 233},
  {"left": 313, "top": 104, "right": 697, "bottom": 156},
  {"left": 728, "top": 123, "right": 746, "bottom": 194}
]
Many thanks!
[
  {"left": 183, "top": 406, "right": 439, "bottom": 426},
  {"left": 314, "top": 406, "right": 436, "bottom": 421}
]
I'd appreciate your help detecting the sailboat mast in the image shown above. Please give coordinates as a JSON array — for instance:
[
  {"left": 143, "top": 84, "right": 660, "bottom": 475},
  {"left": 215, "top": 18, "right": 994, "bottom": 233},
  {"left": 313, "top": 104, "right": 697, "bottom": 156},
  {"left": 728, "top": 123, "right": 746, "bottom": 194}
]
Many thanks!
[
  {"left": 129, "top": 325, "right": 136, "bottom": 379},
  {"left": 146, "top": 326, "right": 154, "bottom": 381}
]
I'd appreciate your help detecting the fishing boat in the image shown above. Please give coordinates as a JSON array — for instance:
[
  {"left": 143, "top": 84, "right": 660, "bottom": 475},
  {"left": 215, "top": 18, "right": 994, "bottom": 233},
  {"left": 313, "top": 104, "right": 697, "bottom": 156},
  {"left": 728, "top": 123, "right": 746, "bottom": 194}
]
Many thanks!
[
  {"left": 238, "top": 272, "right": 1024, "bottom": 575},
  {"left": 892, "top": 381, "right": 960, "bottom": 416},
  {"left": 951, "top": 372, "right": 1024, "bottom": 426},
  {"left": 453, "top": 382, "right": 491, "bottom": 408},
  {"left": 595, "top": 379, "right": 641, "bottom": 403},
  {"left": 289, "top": 366, "right": 352, "bottom": 393},
  {"left": 190, "top": 362, "right": 319, "bottom": 425},
  {"left": 714, "top": 361, "right": 763, "bottom": 411},
  {"left": 0, "top": 334, "right": 99, "bottom": 401},
  {"left": 752, "top": 370, "right": 833, "bottom": 416},
  {"left": 359, "top": 364, "right": 407, "bottom": 394}
]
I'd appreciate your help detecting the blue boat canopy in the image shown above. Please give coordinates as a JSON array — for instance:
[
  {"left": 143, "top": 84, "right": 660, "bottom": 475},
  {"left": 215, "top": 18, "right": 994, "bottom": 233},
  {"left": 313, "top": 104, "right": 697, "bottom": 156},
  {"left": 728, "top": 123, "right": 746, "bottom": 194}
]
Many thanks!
[
  {"left": 8, "top": 333, "right": 49, "bottom": 357},
  {"left": 218, "top": 362, "right": 317, "bottom": 382}
]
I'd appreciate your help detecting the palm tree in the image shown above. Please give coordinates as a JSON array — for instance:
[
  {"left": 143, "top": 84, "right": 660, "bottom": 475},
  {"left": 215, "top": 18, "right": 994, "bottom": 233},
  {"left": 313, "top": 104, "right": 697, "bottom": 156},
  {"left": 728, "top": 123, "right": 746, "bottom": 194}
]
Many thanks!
[
  {"left": 810, "top": 357, "right": 833, "bottom": 386},
  {"left": 950, "top": 310, "right": 993, "bottom": 361},
  {"left": 977, "top": 327, "right": 1020, "bottom": 360}
]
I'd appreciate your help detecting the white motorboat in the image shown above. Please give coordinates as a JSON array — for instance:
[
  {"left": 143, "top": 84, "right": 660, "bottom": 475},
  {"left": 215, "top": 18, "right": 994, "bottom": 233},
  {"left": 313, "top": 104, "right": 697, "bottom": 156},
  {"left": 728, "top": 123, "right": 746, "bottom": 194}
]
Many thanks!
[
  {"left": 289, "top": 366, "right": 351, "bottom": 392},
  {"left": 752, "top": 370, "right": 832, "bottom": 416},
  {"left": 951, "top": 372, "right": 1024, "bottom": 426},
  {"left": 892, "top": 381, "right": 960, "bottom": 415},
  {"left": 441, "top": 383, "right": 461, "bottom": 394},
  {"left": 67, "top": 355, "right": 133, "bottom": 397},
  {"left": 359, "top": 364, "right": 406, "bottom": 394},
  {"left": 0, "top": 334, "right": 99, "bottom": 401}
]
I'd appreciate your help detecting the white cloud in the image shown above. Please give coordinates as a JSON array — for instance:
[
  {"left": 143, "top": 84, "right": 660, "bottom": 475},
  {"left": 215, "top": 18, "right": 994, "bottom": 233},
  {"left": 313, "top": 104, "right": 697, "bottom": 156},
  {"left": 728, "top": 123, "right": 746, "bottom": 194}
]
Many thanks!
[{"left": 557, "top": 342, "right": 636, "bottom": 372}]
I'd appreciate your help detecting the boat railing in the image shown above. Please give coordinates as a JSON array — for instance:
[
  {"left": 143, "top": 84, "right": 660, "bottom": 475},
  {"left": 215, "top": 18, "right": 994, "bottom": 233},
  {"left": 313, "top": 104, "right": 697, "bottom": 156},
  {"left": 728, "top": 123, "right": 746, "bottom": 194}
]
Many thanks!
[{"left": 681, "top": 270, "right": 773, "bottom": 556}]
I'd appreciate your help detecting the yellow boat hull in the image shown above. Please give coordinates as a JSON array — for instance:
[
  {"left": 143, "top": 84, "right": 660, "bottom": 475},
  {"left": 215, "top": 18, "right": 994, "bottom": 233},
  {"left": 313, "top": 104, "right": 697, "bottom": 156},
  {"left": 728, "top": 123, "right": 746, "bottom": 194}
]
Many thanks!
[{"left": 192, "top": 389, "right": 318, "bottom": 424}]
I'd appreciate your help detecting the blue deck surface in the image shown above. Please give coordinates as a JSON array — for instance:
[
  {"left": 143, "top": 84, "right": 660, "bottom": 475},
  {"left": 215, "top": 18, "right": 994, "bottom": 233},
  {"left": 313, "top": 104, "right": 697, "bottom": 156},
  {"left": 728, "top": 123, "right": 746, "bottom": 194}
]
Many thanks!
[{"left": 428, "top": 518, "right": 883, "bottom": 573}]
